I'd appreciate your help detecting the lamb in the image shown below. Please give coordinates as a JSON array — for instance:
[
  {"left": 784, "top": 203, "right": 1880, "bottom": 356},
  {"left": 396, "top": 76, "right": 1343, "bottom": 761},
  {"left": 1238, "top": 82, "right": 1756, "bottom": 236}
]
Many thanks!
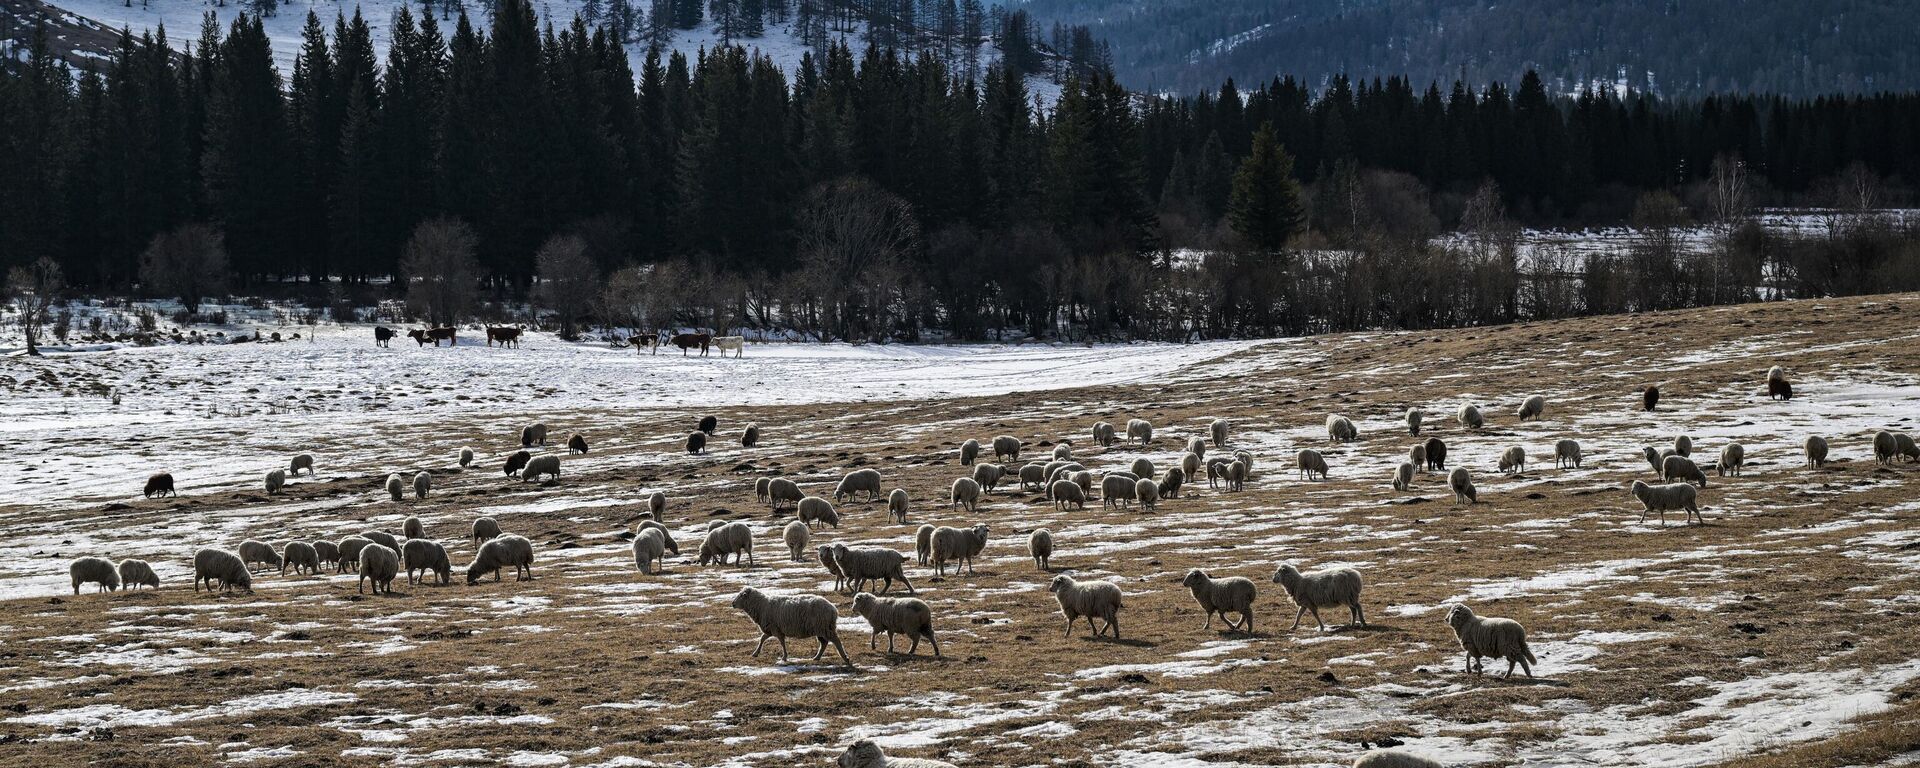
[
  {"left": 1092, "top": 421, "right": 1117, "bottom": 447},
  {"left": 1159, "top": 466, "right": 1187, "bottom": 499},
  {"left": 1445, "top": 603, "right": 1536, "bottom": 679},
  {"left": 1498, "top": 445, "right": 1527, "bottom": 474},
  {"left": 1297, "top": 449, "right": 1329, "bottom": 481},
  {"left": 522, "top": 454, "right": 561, "bottom": 482},
  {"left": 503, "top": 450, "right": 531, "bottom": 477},
  {"left": 1662, "top": 454, "right": 1708, "bottom": 488},
  {"left": 69, "top": 557, "right": 120, "bottom": 594},
  {"left": 697, "top": 522, "right": 754, "bottom": 566},
  {"left": 915, "top": 524, "right": 935, "bottom": 566},
  {"left": 144, "top": 472, "right": 175, "bottom": 498},
  {"left": 237, "top": 539, "right": 283, "bottom": 572},
  {"left": 850, "top": 592, "right": 940, "bottom": 657},
  {"left": 1424, "top": 437, "right": 1447, "bottom": 470},
  {"left": 831, "top": 544, "right": 915, "bottom": 595},
  {"left": 835, "top": 739, "right": 958, "bottom": 768},
  {"left": 959, "top": 438, "right": 980, "bottom": 466},
  {"left": 820, "top": 544, "right": 847, "bottom": 592},
  {"left": 1129, "top": 458, "right": 1155, "bottom": 480},
  {"left": 835, "top": 468, "right": 885, "bottom": 503},
  {"left": 363, "top": 530, "right": 401, "bottom": 552},
  {"left": 1271, "top": 563, "right": 1367, "bottom": 631},
  {"left": 1352, "top": 750, "right": 1445, "bottom": 768},
  {"left": 698, "top": 415, "right": 718, "bottom": 435},
  {"left": 1392, "top": 461, "right": 1415, "bottom": 491},
  {"left": 1630, "top": 480, "right": 1702, "bottom": 526},
  {"left": 471, "top": 516, "right": 502, "bottom": 544},
  {"left": 1181, "top": 569, "right": 1256, "bottom": 633},
  {"left": 992, "top": 435, "right": 1021, "bottom": 462},
  {"left": 404, "top": 515, "right": 425, "bottom": 539},
  {"left": 1406, "top": 407, "right": 1424, "bottom": 436},
  {"left": 1019, "top": 464, "right": 1047, "bottom": 493},
  {"left": 1554, "top": 439, "right": 1583, "bottom": 469},
  {"left": 1642, "top": 384, "right": 1661, "bottom": 411},
  {"left": 1643, "top": 446, "right": 1677, "bottom": 475},
  {"left": 730, "top": 587, "right": 852, "bottom": 667},
  {"left": 412, "top": 470, "right": 431, "bottom": 500},
  {"left": 1210, "top": 418, "right": 1229, "bottom": 447},
  {"left": 1719, "top": 442, "right": 1746, "bottom": 476},
  {"left": 1049, "top": 574, "right": 1123, "bottom": 638},
  {"left": 950, "top": 477, "right": 982, "bottom": 513},
  {"left": 971, "top": 463, "right": 1005, "bottom": 492},
  {"left": 1184, "top": 436, "right": 1207, "bottom": 459},
  {"left": 741, "top": 423, "right": 760, "bottom": 447},
  {"left": 631, "top": 527, "right": 668, "bottom": 575},
  {"left": 385, "top": 473, "right": 405, "bottom": 501},
  {"left": 1028, "top": 528, "right": 1053, "bottom": 570},
  {"left": 1457, "top": 403, "right": 1484, "bottom": 429},
  {"left": 264, "top": 468, "right": 286, "bottom": 495},
  {"left": 1101, "top": 474, "right": 1137, "bottom": 508},
  {"left": 193, "top": 547, "right": 253, "bottom": 593},
  {"left": 1135, "top": 478, "right": 1161, "bottom": 510},
  {"left": 358, "top": 543, "right": 400, "bottom": 594},
  {"left": 768, "top": 477, "right": 804, "bottom": 508},
  {"left": 887, "top": 488, "right": 909, "bottom": 523},
  {"left": 685, "top": 430, "right": 707, "bottom": 455},
  {"left": 1806, "top": 435, "right": 1829, "bottom": 467},
  {"left": 782, "top": 520, "right": 810, "bottom": 562},
  {"left": 1449, "top": 467, "right": 1477, "bottom": 504},
  {"left": 466, "top": 534, "right": 534, "bottom": 584},
  {"left": 521, "top": 422, "right": 549, "bottom": 447},
  {"left": 1516, "top": 394, "right": 1546, "bottom": 421},
  {"left": 931, "top": 524, "right": 989, "bottom": 576},
  {"left": 1767, "top": 365, "right": 1792, "bottom": 400},
  {"left": 1875, "top": 430, "right": 1899, "bottom": 464},
  {"left": 311, "top": 541, "right": 340, "bottom": 573},
  {"left": 1327, "top": 414, "right": 1358, "bottom": 442},
  {"left": 1408, "top": 443, "right": 1427, "bottom": 470},
  {"left": 755, "top": 477, "right": 772, "bottom": 503},
  {"left": 568, "top": 434, "right": 589, "bottom": 454},
  {"left": 1673, "top": 434, "right": 1693, "bottom": 457},
  {"left": 1126, "top": 418, "right": 1153, "bottom": 445},
  {"left": 1899, "top": 432, "right": 1920, "bottom": 462},
  {"left": 281, "top": 541, "right": 321, "bottom": 576},
  {"left": 117, "top": 558, "right": 160, "bottom": 590},
  {"left": 1050, "top": 479, "right": 1087, "bottom": 510},
  {"left": 403, "top": 539, "right": 452, "bottom": 584},
  {"left": 459, "top": 447, "right": 474, "bottom": 468},
  {"left": 636, "top": 520, "right": 679, "bottom": 555},
  {"left": 290, "top": 453, "right": 315, "bottom": 475},
  {"left": 336, "top": 536, "right": 371, "bottom": 571}
]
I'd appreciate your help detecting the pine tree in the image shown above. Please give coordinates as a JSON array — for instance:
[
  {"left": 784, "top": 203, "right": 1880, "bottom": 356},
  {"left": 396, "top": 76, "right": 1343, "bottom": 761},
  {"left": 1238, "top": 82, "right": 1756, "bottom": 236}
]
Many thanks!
[{"left": 1228, "top": 121, "right": 1303, "bottom": 252}]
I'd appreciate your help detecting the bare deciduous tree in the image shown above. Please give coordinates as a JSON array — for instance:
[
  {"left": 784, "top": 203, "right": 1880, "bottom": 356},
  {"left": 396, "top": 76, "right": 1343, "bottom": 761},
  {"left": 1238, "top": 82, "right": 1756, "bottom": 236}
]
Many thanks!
[
  {"left": 7, "top": 256, "right": 64, "bottom": 355},
  {"left": 140, "top": 223, "right": 229, "bottom": 314},
  {"left": 399, "top": 218, "right": 483, "bottom": 327},
  {"left": 534, "top": 234, "right": 600, "bottom": 340},
  {"left": 795, "top": 177, "right": 921, "bottom": 342}
]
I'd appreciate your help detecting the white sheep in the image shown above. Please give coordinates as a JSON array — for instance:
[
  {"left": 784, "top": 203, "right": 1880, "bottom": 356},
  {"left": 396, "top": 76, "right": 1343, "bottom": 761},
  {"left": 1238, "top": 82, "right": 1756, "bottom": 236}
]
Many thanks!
[
  {"left": 237, "top": 539, "right": 283, "bottom": 572},
  {"left": 992, "top": 435, "right": 1021, "bottom": 462},
  {"left": 1457, "top": 403, "right": 1484, "bottom": 429},
  {"left": 1392, "top": 461, "right": 1415, "bottom": 491},
  {"left": 1019, "top": 463, "right": 1050, "bottom": 493},
  {"left": 1092, "top": 421, "right": 1117, "bottom": 447},
  {"left": 193, "top": 547, "right": 253, "bottom": 593},
  {"left": 831, "top": 544, "right": 915, "bottom": 595},
  {"left": 780, "top": 520, "right": 810, "bottom": 562},
  {"left": 1661, "top": 454, "right": 1708, "bottom": 488},
  {"left": 754, "top": 476, "right": 771, "bottom": 503},
  {"left": 1875, "top": 430, "right": 1899, "bottom": 464},
  {"left": 1630, "top": 480, "right": 1702, "bottom": 526},
  {"left": 768, "top": 477, "right": 804, "bottom": 508},
  {"left": 1049, "top": 574, "right": 1123, "bottom": 638},
  {"left": 1554, "top": 439, "right": 1582, "bottom": 469},
  {"left": 117, "top": 558, "right": 159, "bottom": 590},
  {"left": 835, "top": 739, "right": 958, "bottom": 768},
  {"left": 1129, "top": 457, "right": 1156, "bottom": 480},
  {"left": 1405, "top": 407, "right": 1423, "bottom": 436},
  {"left": 385, "top": 472, "right": 405, "bottom": 501},
  {"left": 1184, "top": 436, "right": 1207, "bottom": 460},
  {"left": 885, "top": 488, "right": 909, "bottom": 523},
  {"left": 1206, "top": 458, "right": 1231, "bottom": 487},
  {"left": 404, "top": 515, "right": 425, "bottom": 540},
  {"left": 1516, "top": 394, "right": 1546, "bottom": 421},
  {"left": 336, "top": 536, "right": 371, "bottom": 571},
  {"left": 1718, "top": 442, "right": 1746, "bottom": 476},
  {"left": 1498, "top": 445, "right": 1526, "bottom": 474},
  {"left": 959, "top": 438, "right": 980, "bottom": 466},
  {"left": 972, "top": 462, "right": 1006, "bottom": 492},
  {"left": 1028, "top": 528, "right": 1053, "bottom": 570},
  {"left": 69, "top": 557, "right": 120, "bottom": 594},
  {"left": 312, "top": 541, "right": 340, "bottom": 573},
  {"left": 931, "top": 524, "right": 989, "bottom": 576},
  {"left": 465, "top": 534, "right": 534, "bottom": 584},
  {"left": 1642, "top": 446, "right": 1676, "bottom": 475},
  {"left": 697, "top": 522, "right": 754, "bottom": 566},
  {"left": 1228, "top": 460, "right": 1248, "bottom": 491},
  {"left": 636, "top": 520, "right": 679, "bottom": 556},
  {"left": 1126, "top": 418, "right": 1153, "bottom": 445},
  {"left": 1767, "top": 365, "right": 1792, "bottom": 400},
  {"left": 472, "top": 516, "right": 502, "bottom": 545},
  {"left": 1181, "top": 569, "right": 1256, "bottom": 633},
  {"left": 521, "top": 422, "right": 548, "bottom": 447},
  {"left": 1806, "top": 435, "right": 1829, "bottom": 468},
  {"left": 1673, "top": 434, "right": 1694, "bottom": 457},
  {"left": 1899, "top": 433, "right": 1920, "bottom": 462},
  {"left": 403, "top": 539, "right": 451, "bottom": 584},
  {"left": 851, "top": 592, "right": 941, "bottom": 658},
  {"left": 412, "top": 470, "right": 431, "bottom": 500},
  {"left": 458, "top": 447, "right": 474, "bottom": 468},
  {"left": 522, "top": 454, "right": 561, "bottom": 482},
  {"left": 819, "top": 544, "right": 847, "bottom": 592},
  {"left": 1352, "top": 749, "right": 1444, "bottom": 768},
  {"left": 1051, "top": 443, "right": 1072, "bottom": 461},
  {"left": 1327, "top": 414, "right": 1358, "bottom": 442},
  {"left": 950, "top": 476, "right": 982, "bottom": 513},
  {"left": 362, "top": 530, "right": 401, "bottom": 552},
  {"left": 1445, "top": 603, "right": 1536, "bottom": 679},
  {"left": 264, "top": 468, "right": 286, "bottom": 496},
  {"left": 281, "top": 541, "right": 321, "bottom": 576},
  {"left": 1408, "top": 443, "right": 1427, "bottom": 470},
  {"left": 741, "top": 423, "right": 760, "bottom": 447},
  {"left": 1449, "top": 467, "right": 1477, "bottom": 504},
  {"left": 1234, "top": 449, "right": 1254, "bottom": 476},
  {"left": 914, "top": 524, "right": 935, "bottom": 566},
  {"left": 1297, "top": 449, "right": 1328, "bottom": 481},
  {"left": 730, "top": 587, "right": 852, "bottom": 667},
  {"left": 1051, "top": 479, "right": 1087, "bottom": 510},
  {"left": 1181, "top": 451, "right": 1202, "bottom": 480},
  {"left": 632, "top": 527, "right": 668, "bottom": 575},
  {"left": 797, "top": 496, "right": 841, "bottom": 530},
  {"left": 1210, "top": 418, "right": 1229, "bottom": 447},
  {"left": 835, "top": 469, "right": 884, "bottom": 503},
  {"left": 1135, "top": 477, "right": 1160, "bottom": 511},
  {"left": 290, "top": 453, "right": 314, "bottom": 475},
  {"left": 1101, "top": 474, "right": 1137, "bottom": 508},
  {"left": 1271, "top": 563, "right": 1367, "bottom": 631}
]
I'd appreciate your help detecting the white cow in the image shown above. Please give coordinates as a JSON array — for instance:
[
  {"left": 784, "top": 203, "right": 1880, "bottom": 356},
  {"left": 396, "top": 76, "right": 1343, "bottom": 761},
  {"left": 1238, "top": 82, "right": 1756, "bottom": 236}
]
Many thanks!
[{"left": 713, "top": 336, "right": 745, "bottom": 358}]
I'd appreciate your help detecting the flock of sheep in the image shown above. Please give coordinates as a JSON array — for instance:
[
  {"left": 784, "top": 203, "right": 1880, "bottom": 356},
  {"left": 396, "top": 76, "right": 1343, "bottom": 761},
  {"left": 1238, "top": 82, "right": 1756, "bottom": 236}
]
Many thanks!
[{"left": 67, "top": 362, "right": 1872, "bottom": 767}]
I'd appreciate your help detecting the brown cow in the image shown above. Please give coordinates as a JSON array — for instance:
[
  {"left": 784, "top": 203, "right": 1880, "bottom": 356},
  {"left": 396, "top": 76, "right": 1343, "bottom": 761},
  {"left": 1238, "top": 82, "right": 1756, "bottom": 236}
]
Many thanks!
[
  {"left": 487, "top": 327, "right": 523, "bottom": 348},
  {"left": 670, "top": 332, "right": 711, "bottom": 356},
  {"left": 409, "top": 327, "right": 457, "bottom": 347}
]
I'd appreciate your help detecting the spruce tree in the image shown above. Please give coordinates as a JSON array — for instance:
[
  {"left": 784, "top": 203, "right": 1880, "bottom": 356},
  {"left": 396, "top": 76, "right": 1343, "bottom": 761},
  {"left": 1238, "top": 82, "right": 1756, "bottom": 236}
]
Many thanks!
[{"left": 1227, "top": 120, "right": 1303, "bottom": 252}]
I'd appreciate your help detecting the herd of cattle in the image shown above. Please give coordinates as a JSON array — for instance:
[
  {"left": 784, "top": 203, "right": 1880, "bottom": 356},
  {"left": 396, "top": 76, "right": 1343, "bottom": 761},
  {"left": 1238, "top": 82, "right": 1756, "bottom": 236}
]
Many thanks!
[{"left": 370, "top": 326, "right": 744, "bottom": 356}]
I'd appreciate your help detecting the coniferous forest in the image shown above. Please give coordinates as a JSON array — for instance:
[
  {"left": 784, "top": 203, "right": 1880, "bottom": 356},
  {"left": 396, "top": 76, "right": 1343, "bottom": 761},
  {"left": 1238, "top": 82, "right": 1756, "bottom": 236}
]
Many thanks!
[{"left": 4, "top": 0, "right": 1920, "bottom": 342}]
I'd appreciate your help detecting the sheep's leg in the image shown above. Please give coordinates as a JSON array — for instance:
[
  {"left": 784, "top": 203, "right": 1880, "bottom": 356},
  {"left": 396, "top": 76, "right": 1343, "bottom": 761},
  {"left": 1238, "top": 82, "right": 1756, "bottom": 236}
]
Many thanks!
[
  {"left": 886, "top": 632, "right": 897, "bottom": 653},
  {"left": 831, "top": 637, "right": 853, "bottom": 667},
  {"left": 1352, "top": 601, "right": 1367, "bottom": 627},
  {"left": 1501, "top": 659, "right": 1516, "bottom": 679},
  {"left": 1311, "top": 607, "right": 1327, "bottom": 631},
  {"left": 1462, "top": 651, "right": 1473, "bottom": 675},
  {"left": 812, "top": 638, "right": 829, "bottom": 660},
  {"left": 1108, "top": 614, "right": 1120, "bottom": 640},
  {"left": 1290, "top": 607, "right": 1307, "bottom": 631},
  {"left": 899, "top": 575, "right": 915, "bottom": 595},
  {"left": 1201, "top": 611, "right": 1214, "bottom": 630},
  {"left": 751, "top": 634, "right": 771, "bottom": 657},
  {"left": 926, "top": 633, "right": 941, "bottom": 659},
  {"left": 776, "top": 636, "right": 792, "bottom": 662},
  {"left": 1518, "top": 657, "right": 1534, "bottom": 678},
  {"left": 1241, "top": 609, "right": 1253, "bottom": 634},
  {"left": 1063, "top": 614, "right": 1076, "bottom": 638}
]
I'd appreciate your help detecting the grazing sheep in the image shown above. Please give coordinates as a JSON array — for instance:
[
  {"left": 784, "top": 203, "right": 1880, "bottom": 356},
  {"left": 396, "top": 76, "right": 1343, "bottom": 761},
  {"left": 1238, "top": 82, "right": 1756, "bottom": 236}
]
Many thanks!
[
  {"left": 466, "top": 534, "right": 534, "bottom": 584},
  {"left": 646, "top": 491, "right": 667, "bottom": 521},
  {"left": 290, "top": 453, "right": 314, "bottom": 476},
  {"left": 1449, "top": 467, "right": 1477, "bottom": 504},
  {"left": 768, "top": 477, "right": 805, "bottom": 509},
  {"left": 1875, "top": 430, "right": 1900, "bottom": 464},
  {"left": 698, "top": 415, "right": 718, "bottom": 435},
  {"left": 1898, "top": 433, "right": 1920, "bottom": 462},
  {"left": 1406, "top": 408, "right": 1423, "bottom": 436},
  {"left": 117, "top": 559, "right": 159, "bottom": 590},
  {"left": 357, "top": 543, "right": 400, "bottom": 595},
  {"left": 1498, "top": 445, "right": 1527, "bottom": 474},
  {"left": 915, "top": 524, "right": 935, "bottom": 566},
  {"left": 1071, "top": 470, "right": 1095, "bottom": 494},
  {"left": 1445, "top": 604, "right": 1536, "bottom": 679},
  {"left": 363, "top": 530, "right": 401, "bottom": 552},
  {"left": 459, "top": 447, "right": 474, "bottom": 468},
  {"left": 820, "top": 544, "right": 847, "bottom": 592},
  {"left": 631, "top": 527, "right": 668, "bottom": 575},
  {"left": 851, "top": 592, "right": 940, "bottom": 657},
  {"left": 992, "top": 435, "right": 1021, "bottom": 462},
  {"left": 959, "top": 438, "right": 980, "bottom": 466},
  {"left": 836, "top": 740, "right": 958, "bottom": 768},
  {"left": 194, "top": 548, "right": 253, "bottom": 593},
  {"left": 831, "top": 544, "right": 916, "bottom": 595},
  {"left": 1272, "top": 563, "right": 1367, "bottom": 631},
  {"left": 282, "top": 541, "right": 321, "bottom": 576},
  {"left": 1327, "top": 414, "right": 1358, "bottom": 442},
  {"left": 503, "top": 450, "right": 531, "bottom": 477},
  {"left": 69, "top": 557, "right": 120, "bottom": 594},
  {"left": 1767, "top": 365, "right": 1792, "bottom": 400},
  {"left": 385, "top": 473, "right": 405, "bottom": 501},
  {"left": 1093, "top": 421, "right": 1118, "bottom": 447},
  {"left": 1028, "top": 528, "right": 1053, "bottom": 570},
  {"left": 412, "top": 471, "right": 431, "bottom": 500},
  {"left": 1662, "top": 454, "right": 1708, "bottom": 488},
  {"left": 741, "top": 423, "right": 760, "bottom": 447},
  {"left": 887, "top": 488, "right": 909, "bottom": 523},
  {"left": 1135, "top": 478, "right": 1160, "bottom": 510},
  {"left": 403, "top": 539, "right": 452, "bottom": 585},
  {"left": 1630, "top": 480, "right": 1702, "bottom": 526},
  {"left": 1457, "top": 404, "right": 1484, "bottom": 429},
  {"left": 521, "top": 422, "right": 549, "bottom": 447},
  {"left": 1228, "top": 460, "right": 1248, "bottom": 491},
  {"left": 1297, "top": 449, "right": 1329, "bottom": 481},
  {"left": 1806, "top": 435, "right": 1829, "bottom": 468},
  {"left": 1643, "top": 446, "right": 1677, "bottom": 475},
  {"left": 1129, "top": 458, "right": 1155, "bottom": 480},
  {"left": 403, "top": 516, "right": 425, "bottom": 540},
  {"left": 1052, "top": 443, "right": 1072, "bottom": 460},
  {"left": 782, "top": 520, "right": 810, "bottom": 562},
  {"left": 568, "top": 434, "right": 589, "bottom": 454},
  {"left": 1352, "top": 750, "right": 1444, "bottom": 768},
  {"left": 1719, "top": 442, "right": 1746, "bottom": 476},
  {"left": 237, "top": 539, "right": 283, "bottom": 572},
  {"left": 264, "top": 468, "right": 286, "bottom": 495},
  {"left": 950, "top": 477, "right": 982, "bottom": 513},
  {"left": 1554, "top": 439, "right": 1583, "bottom": 469},
  {"left": 1181, "top": 569, "right": 1256, "bottom": 633},
  {"left": 144, "top": 472, "right": 176, "bottom": 498},
  {"left": 1101, "top": 474, "right": 1138, "bottom": 508},
  {"left": 971, "top": 463, "right": 1006, "bottom": 492},
  {"left": 931, "top": 524, "right": 989, "bottom": 576},
  {"left": 1184, "top": 436, "right": 1207, "bottom": 460},
  {"left": 1392, "top": 461, "right": 1416, "bottom": 491},
  {"left": 1210, "top": 418, "right": 1229, "bottom": 447},
  {"left": 1042, "top": 460, "right": 1085, "bottom": 484},
  {"left": 1159, "top": 466, "right": 1187, "bottom": 499},
  {"left": 1018, "top": 464, "right": 1047, "bottom": 492},
  {"left": 1424, "top": 437, "right": 1447, "bottom": 471},
  {"left": 1051, "top": 479, "right": 1087, "bottom": 510},
  {"left": 685, "top": 430, "right": 707, "bottom": 455},
  {"left": 755, "top": 477, "right": 772, "bottom": 503},
  {"left": 471, "top": 517, "right": 502, "bottom": 545},
  {"left": 1516, "top": 394, "right": 1546, "bottom": 421},
  {"left": 730, "top": 587, "right": 852, "bottom": 667},
  {"left": 312, "top": 541, "right": 340, "bottom": 573},
  {"left": 1127, "top": 418, "right": 1154, "bottom": 445},
  {"left": 1642, "top": 384, "right": 1661, "bottom": 411},
  {"left": 523, "top": 454, "right": 561, "bottom": 482},
  {"left": 1673, "top": 434, "right": 1694, "bottom": 457},
  {"left": 697, "top": 522, "right": 754, "bottom": 566},
  {"left": 636, "top": 520, "right": 679, "bottom": 556},
  {"left": 336, "top": 536, "right": 371, "bottom": 572},
  {"left": 1408, "top": 443, "right": 1427, "bottom": 471},
  {"left": 835, "top": 468, "right": 885, "bottom": 503},
  {"left": 1049, "top": 574, "right": 1123, "bottom": 639},
  {"left": 1181, "top": 451, "right": 1202, "bottom": 480}
]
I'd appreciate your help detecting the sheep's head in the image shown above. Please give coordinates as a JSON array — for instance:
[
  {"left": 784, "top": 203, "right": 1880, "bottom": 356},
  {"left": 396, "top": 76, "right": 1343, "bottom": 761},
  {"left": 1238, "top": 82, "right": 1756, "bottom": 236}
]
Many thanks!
[
  {"left": 1444, "top": 603, "right": 1473, "bottom": 627},
  {"left": 1271, "top": 563, "right": 1298, "bottom": 585},
  {"left": 1047, "top": 575, "right": 1071, "bottom": 593},
  {"left": 851, "top": 593, "right": 876, "bottom": 613},
  {"left": 1180, "top": 569, "right": 1208, "bottom": 588},
  {"left": 729, "top": 587, "right": 758, "bottom": 610},
  {"left": 838, "top": 740, "right": 884, "bottom": 768},
  {"left": 1628, "top": 479, "right": 1649, "bottom": 497}
]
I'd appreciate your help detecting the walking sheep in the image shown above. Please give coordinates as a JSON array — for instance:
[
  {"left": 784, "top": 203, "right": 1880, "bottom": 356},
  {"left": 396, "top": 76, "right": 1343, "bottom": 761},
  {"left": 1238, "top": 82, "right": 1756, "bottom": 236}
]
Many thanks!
[
  {"left": 850, "top": 592, "right": 941, "bottom": 657},
  {"left": 1228, "top": 460, "right": 1248, "bottom": 491},
  {"left": 1719, "top": 442, "right": 1746, "bottom": 476},
  {"left": 685, "top": 430, "right": 707, "bottom": 455},
  {"left": 1445, "top": 604, "right": 1536, "bottom": 679},
  {"left": 336, "top": 536, "right": 371, "bottom": 572},
  {"left": 193, "top": 548, "right": 253, "bottom": 593},
  {"left": 1392, "top": 461, "right": 1416, "bottom": 491},
  {"left": 972, "top": 463, "right": 1006, "bottom": 492},
  {"left": 1449, "top": 467, "right": 1477, "bottom": 504},
  {"left": 1643, "top": 446, "right": 1676, "bottom": 475},
  {"left": 1516, "top": 394, "right": 1546, "bottom": 421},
  {"left": 290, "top": 453, "right": 314, "bottom": 476},
  {"left": 768, "top": 477, "right": 804, "bottom": 509},
  {"left": 950, "top": 477, "right": 982, "bottom": 513},
  {"left": 282, "top": 541, "right": 321, "bottom": 576},
  {"left": 70, "top": 557, "right": 120, "bottom": 594},
  {"left": 521, "top": 422, "right": 548, "bottom": 447},
  {"left": 144, "top": 472, "right": 176, "bottom": 498},
  {"left": 831, "top": 544, "right": 916, "bottom": 595},
  {"left": 1406, "top": 408, "right": 1423, "bottom": 436},
  {"left": 1630, "top": 480, "right": 1702, "bottom": 526},
  {"left": 836, "top": 739, "right": 958, "bottom": 768},
  {"left": 403, "top": 539, "right": 452, "bottom": 584},
  {"left": 819, "top": 545, "right": 847, "bottom": 592},
  {"left": 472, "top": 516, "right": 502, "bottom": 545},
  {"left": 931, "top": 524, "right": 989, "bottom": 576},
  {"left": 312, "top": 541, "right": 340, "bottom": 573},
  {"left": 117, "top": 559, "right": 159, "bottom": 590},
  {"left": 358, "top": 543, "right": 400, "bottom": 595},
  {"left": 1457, "top": 404, "right": 1484, "bottom": 429},
  {"left": 385, "top": 473, "right": 405, "bottom": 501},
  {"left": 465, "top": 534, "right": 534, "bottom": 584},
  {"left": 1272, "top": 563, "right": 1366, "bottom": 631},
  {"left": 1662, "top": 454, "right": 1708, "bottom": 488},
  {"left": 1327, "top": 414, "right": 1358, "bottom": 442},
  {"left": 697, "top": 522, "right": 754, "bottom": 566},
  {"left": 1875, "top": 430, "right": 1900, "bottom": 464},
  {"left": 915, "top": 524, "right": 935, "bottom": 566},
  {"left": 1101, "top": 474, "right": 1137, "bottom": 508},
  {"left": 741, "top": 423, "right": 759, "bottom": 447},
  {"left": 1181, "top": 569, "right": 1256, "bottom": 633},
  {"left": 412, "top": 471, "right": 431, "bottom": 500},
  {"left": 959, "top": 438, "right": 980, "bottom": 466},
  {"left": 503, "top": 450, "right": 531, "bottom": 477},
  {"left": 1408, "top": 443, "right": 1427, "bottom": 471},
  {"left": 1554, "top": 439, "right": 1582, "bottom": 469},
  {"left": 731, "top": 586, "right": 853, "bottom": 667},
  {"left": 632, "top": 527, "right": 669, "bottom": 575},
  {"left": 264, "top": 468, "right": 286, "bottom": 495},
  {"left": 237, "top": 539, "right": 283, "bottom": 572},
  {"left": 522, "top": 454, "right": 561, "bottom": 482},
  {"left": 1210, "top": 418, "right": 1229, "bottom": 447},
  {"left": 644, "top": 491, "right": 666, "bottom": 521},
  {"left": 568, "top": 434, "right": 589, "bottom": 454},
  {"left": 1424, "top": 437, "right": 1447, "bottom": 471},
  {"left": 1297, "top": 449, "right": 1329, "bottom": 481},
  {"left": 1498, "top": 445, "right": 1526, "bottom": 474},
  {"left": 992, "top": 435, "right": 1021, "bottom": 462},
  {"left": 1050, "top": 479, "right": 1087, "bottom": 510},
  {"left": 834, "top": 469, "right": 885, "bottom": 503},
  {"left": 1049, "top": 574, "right": 1123, "bottom": 639},
  {"left": 754, "top": 477, "right": 772, "bottom": 504},
  {"left": 1127, "top": 418, "right": 1153, "bottom": 445},
  {"left": 1806, "top": 435, "right": 1829, "bottom": 468},
  {"left": 1028, "top": 528, "right": 1053, "bottom": 570},
  {"left": 1767, "top": 365, "right": 1793, "bottom": 400}
]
